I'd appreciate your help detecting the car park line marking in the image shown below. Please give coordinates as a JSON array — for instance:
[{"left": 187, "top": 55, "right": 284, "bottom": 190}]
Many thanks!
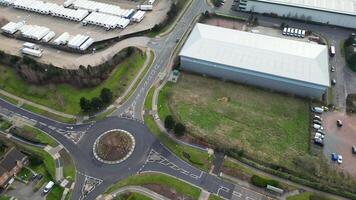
[{"left": 233, "top": 191, "right": 242, "bottom": 198}]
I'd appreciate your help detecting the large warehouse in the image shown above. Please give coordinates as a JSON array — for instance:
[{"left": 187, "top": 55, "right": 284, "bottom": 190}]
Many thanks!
[
  {"left": 179, "top": 23, "right": 330, "bottom": 98},
  {"left": 238, "top": 0, "right": 356, "bottom": 28}
]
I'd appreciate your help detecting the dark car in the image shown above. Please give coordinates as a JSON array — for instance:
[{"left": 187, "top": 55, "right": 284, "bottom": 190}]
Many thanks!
[
  {"left": 331, "top": 153, "right": 338, "bottom": 161},
  {"left": 313, "top": 119, "right": 322, "bottom": 125},
  {"left": 337, "top": 120, "right": 343, "bottom": 127},
  {"left": 352, "top": 146, "right": 356, "bottom": 154}
]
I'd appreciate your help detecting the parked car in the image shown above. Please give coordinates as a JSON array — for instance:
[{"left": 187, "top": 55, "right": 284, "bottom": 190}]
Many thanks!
[
  {"left": 43, "top": 181, "right": 54, "bottom": 194},
  {"left": 314, "top": 115, "right": 322, "bottom": 121},
  {"left": 337, "top": 155, "right": 343, "bottom": 164},
  {"left": 313, "top": 119, "right": 322, "bottom": 125},
  {"left": 337, "top": 120, "right": 343, "bottom": 127},
  {"left": 317, "top": 129, "right": 326, "bottom": 135},
  {"left": 331, "top": 79, "right": 337, "bottom": 85},
  {"left": 330, "top": 66, "right": 335, "bottom": 72},
  {"left": 311, "top": 107, "right": 323, "bottom": 113},
  {"left": 313, "top": 124, "right": 323, "bottom": 130},
  {"left": 331, "top": 153, "right": 338, "bottom": 161},
  {"left": 314, "top": 137, "right": 324, "bottom": 146},
  {"left": 352, "top": 146, "right": 356, "bottom": 154},
  {"left": 315, "top": 132, "right": 324, "bottom": 139}
]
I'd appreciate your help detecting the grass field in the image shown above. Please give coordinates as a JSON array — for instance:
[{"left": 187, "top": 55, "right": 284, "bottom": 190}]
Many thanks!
[
  {"left": 105, "top": 173, "right": 201, "bottom": 199},
  {"left": 0, "top": 51, "right": 146, "bottom": 115},
  {"left": 46, "top": 184, "right": 64, "bottom": 200},
  {"left": 287, "top": 193, "right": 312, "bottom": 200},
  {"left": 114, "top": 192, "right": 153, "bottom": 200},
  {"left": 20, "top": 125, "right": 58, "bottom": 147},
  {"left": 158, "top": 73, "right": 310, "bottom": 169},
  {"left": 59, "top": 149, "right": 76, "bottom": 182}
]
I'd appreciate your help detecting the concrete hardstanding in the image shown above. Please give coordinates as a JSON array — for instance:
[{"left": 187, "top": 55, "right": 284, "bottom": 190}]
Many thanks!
[
  {"left": 180, "top": 56, "right": 327, "bottom": 98},
  {"left": 240, "top": 0, "right": 356, "bottom": 28}
]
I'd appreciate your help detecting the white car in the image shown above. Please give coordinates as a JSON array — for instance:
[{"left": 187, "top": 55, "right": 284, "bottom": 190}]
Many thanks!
[
  {"left": 315, "top": 132, "right": 324, "bottom": 139},
  {"left": 337, "top": 155, "right": 343, "bottom": 164}
]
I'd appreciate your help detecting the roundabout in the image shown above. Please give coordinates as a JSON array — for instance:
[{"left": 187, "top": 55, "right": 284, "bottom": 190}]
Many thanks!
[{"left": 93, "top": 129, "right": 136, "bottom": 164}]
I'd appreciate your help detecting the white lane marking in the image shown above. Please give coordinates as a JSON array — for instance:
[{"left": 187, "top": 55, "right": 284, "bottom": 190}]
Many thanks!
[{"left": 233, "top": 191, "right": 242, "bottom": 198}]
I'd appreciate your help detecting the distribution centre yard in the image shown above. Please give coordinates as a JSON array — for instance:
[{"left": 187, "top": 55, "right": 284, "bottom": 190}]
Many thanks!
[
  {"left": 0, "top": 51, "right": 147, "bottom": 115},
  {"left": 159, "top": 73, "right": 310, "bottom": 168}
]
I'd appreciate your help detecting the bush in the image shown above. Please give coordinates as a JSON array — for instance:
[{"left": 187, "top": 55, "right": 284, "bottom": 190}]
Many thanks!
[
  {"left": 250, "top": 175, "right": 279, "bottom": 188},
  {"left": 100, "top": 88, "right": 113, "bottom": 105},
  {"left": 164, "top": 115, "right": 175, "bottom": 130},
  {"left": 173, "top": 123, "right": 186, "bottom": 137}
]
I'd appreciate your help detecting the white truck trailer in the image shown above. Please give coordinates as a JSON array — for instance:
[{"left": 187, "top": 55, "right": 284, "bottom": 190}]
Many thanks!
[{"left": 21, "top": 47, "right": 42, "bottom": 57}]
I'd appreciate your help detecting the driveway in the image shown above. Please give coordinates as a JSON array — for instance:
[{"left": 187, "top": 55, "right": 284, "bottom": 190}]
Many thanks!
[
  {"left": 5, "top": 181, "right": 45, "bottom": 200},
  {"left": 322, "top": 111, "right": 356, "bottom": 175}
]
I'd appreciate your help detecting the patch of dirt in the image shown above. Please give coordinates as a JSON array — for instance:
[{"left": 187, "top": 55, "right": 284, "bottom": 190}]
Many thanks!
[
  {"left": 143, "top": 184, "right": 194, "bottom": 200},
  {"left": 96, "top": 131, "right": 132, "bottom": 161}
]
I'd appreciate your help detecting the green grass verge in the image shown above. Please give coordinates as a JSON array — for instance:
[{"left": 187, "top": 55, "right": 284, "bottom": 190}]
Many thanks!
[
  {"left": 0, "top": 196, "right": 11, "bottom": 200},
  {"left": 21, "top": 104, "right": 76, "bottom": 124},
  {"left": 0, "top": 51, "right": 146, "bottom": 115},
  {"left": 59, "top": 149, "right": 76, "bottom": 182},
  {"left": 22, "top": 125, "right": 58, "bottom": 147},
  {"left": 114, "top": 192, "right": 153, "bottom": 200},
  {"left": 209, "top": 194, "right": 223, "bottom": 200},
  {"left": 46, "top": 184, "right": 64, "bottom": 200},
  {"left": 122, "top": 50, "right": 155, "bottom": 103},
  {"left": 105, "top": 173, "right": 201, "bottom": 199},
  {"left": 287, "top": 192, "right": 312, "bottom": 200},
  {"left": 159, "top": 73, "right": 310, "bottom": 170},
  {"left": 24, "top": 145, "right": 56, "bottom": 180},
  {"left": 0, "top": 93, "right": 19, "bottom": 105},
  {"left": 144, "top": 115, "right": 213, "bottom": 171},
  {"left": 144, "top": 86, "right": 155, "bottom": 111},
  {"left": 0, "top": 120, "right": 12, "bottom": 131}
]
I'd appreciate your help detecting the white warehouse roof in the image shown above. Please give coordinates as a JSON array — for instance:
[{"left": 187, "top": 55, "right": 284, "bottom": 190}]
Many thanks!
[
  {"left": 252, "top": 0, "right": 356, "bottom": 16},
  {"left": 180, "top": 23, "right": 330, "bottom": 87}
]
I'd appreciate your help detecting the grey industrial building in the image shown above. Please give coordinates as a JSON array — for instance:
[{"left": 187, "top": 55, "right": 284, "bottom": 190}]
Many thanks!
[
  {"left": 238, "top": 0, "right": 356, "bottom": 28},
  {"left": 179, "top": 23, "right": 330, "bottom": 98}
]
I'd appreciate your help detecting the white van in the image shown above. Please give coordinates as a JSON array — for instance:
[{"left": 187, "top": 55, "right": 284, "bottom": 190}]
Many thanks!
[
  {"left": 286, "top": 28, "right": 291, "bottom": 36},
  {"left": 43, "top": 181, "right": 54, "bottom": 194}
]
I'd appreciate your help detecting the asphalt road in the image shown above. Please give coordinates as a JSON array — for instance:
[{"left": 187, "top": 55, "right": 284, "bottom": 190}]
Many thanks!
[{"left": 1, "top": 0, "right": 355, "bottom": 200}]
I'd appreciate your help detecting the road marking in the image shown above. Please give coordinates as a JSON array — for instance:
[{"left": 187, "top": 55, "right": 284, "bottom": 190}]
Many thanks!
[
  {"left": 233, "top": 191, "right": 242, "bottom": 198},
  {"left": 246, "top": 197, "right": 255, "bottom": 200}
]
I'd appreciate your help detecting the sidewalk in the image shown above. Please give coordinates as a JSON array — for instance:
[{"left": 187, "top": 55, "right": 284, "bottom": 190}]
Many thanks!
[
  {"left": 98, "top": 185, "right": 170, "bottom": 200},
  {"left": 0, "top": 90, "right": 76, "bottom": 120}
]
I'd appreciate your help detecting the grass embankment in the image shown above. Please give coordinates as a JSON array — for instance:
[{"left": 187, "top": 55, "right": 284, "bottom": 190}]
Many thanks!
[
  {"left": 287, "top": 192, "right": 334, "bottom": 200},
  {"left": 158, "top": 73, "right": 310, "bottom": 170},
  {"left": 21, "top": 104, "right": 76, "bottom": 124},
  {"left": 46, "top": 184, "right": 64, "bottom": 200},
  {"left": 59, "top": 149, "right": 76, "bottom": 182},
  {"left": 105, "top": 173, "right": 201, "bottom": 199},
  {"left": 143, "top": 85, "right": 213, "bottom": 171},
  {"left": 114, "top": 192, "right": 153, "bottom": 200},
  {"left": 14, "top": 125, "right": 58, "bottom": 147},
  {"left": 0, "top": 51, "right": 146, "bottom": 115}
]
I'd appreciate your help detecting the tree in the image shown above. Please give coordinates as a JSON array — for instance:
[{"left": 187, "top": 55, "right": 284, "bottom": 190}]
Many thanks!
[
  {"left": 100, "top": 88, "right": 113, "bottom": 105},
  {"left": 80, "top": 97, "right": 91, "bottom": 113},
  {"left": 164, "top": 115, "right": 175, "bottom": 130},
  {"left": 91, "top": 97, "right": 103, "bottom": 112},
  {"left": 174, "top": 123, "right": 186, "bottom": 137}
]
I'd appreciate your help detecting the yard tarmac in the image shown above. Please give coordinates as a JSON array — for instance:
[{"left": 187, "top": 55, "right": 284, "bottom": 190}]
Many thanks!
[{"left": 322, "top": 111, "right": 356, "bottom": 175}]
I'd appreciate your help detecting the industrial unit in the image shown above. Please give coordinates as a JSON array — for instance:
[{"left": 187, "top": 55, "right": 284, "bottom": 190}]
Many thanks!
[
  {"left": 238, "top": 0, "right": 356, "bottom": 28},
  {"left": 179, "top": 24, "right": 330, "bottom": 98}
]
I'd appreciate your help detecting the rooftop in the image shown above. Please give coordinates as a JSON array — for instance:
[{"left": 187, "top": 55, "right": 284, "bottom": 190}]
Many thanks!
[
  {"left": 0, "top": 148, "right": 27, "bottom": 171},
  {"left": 179, "top": 23, "right": 330, "bottom": 87},
  {"left": 253, "top": 0, "right": 356, "bottom": 16}
]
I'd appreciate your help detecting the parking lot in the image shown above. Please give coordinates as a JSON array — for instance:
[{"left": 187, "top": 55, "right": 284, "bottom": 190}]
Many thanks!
[
  {"left": 0, "top": 0, "right": 169, "bottom": 68},
  {"left": 4, "top": 181, "right": 45, "bottom": 200},
  {"left": 322, "top": 111, "right": 356, "bottom": 175}
]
